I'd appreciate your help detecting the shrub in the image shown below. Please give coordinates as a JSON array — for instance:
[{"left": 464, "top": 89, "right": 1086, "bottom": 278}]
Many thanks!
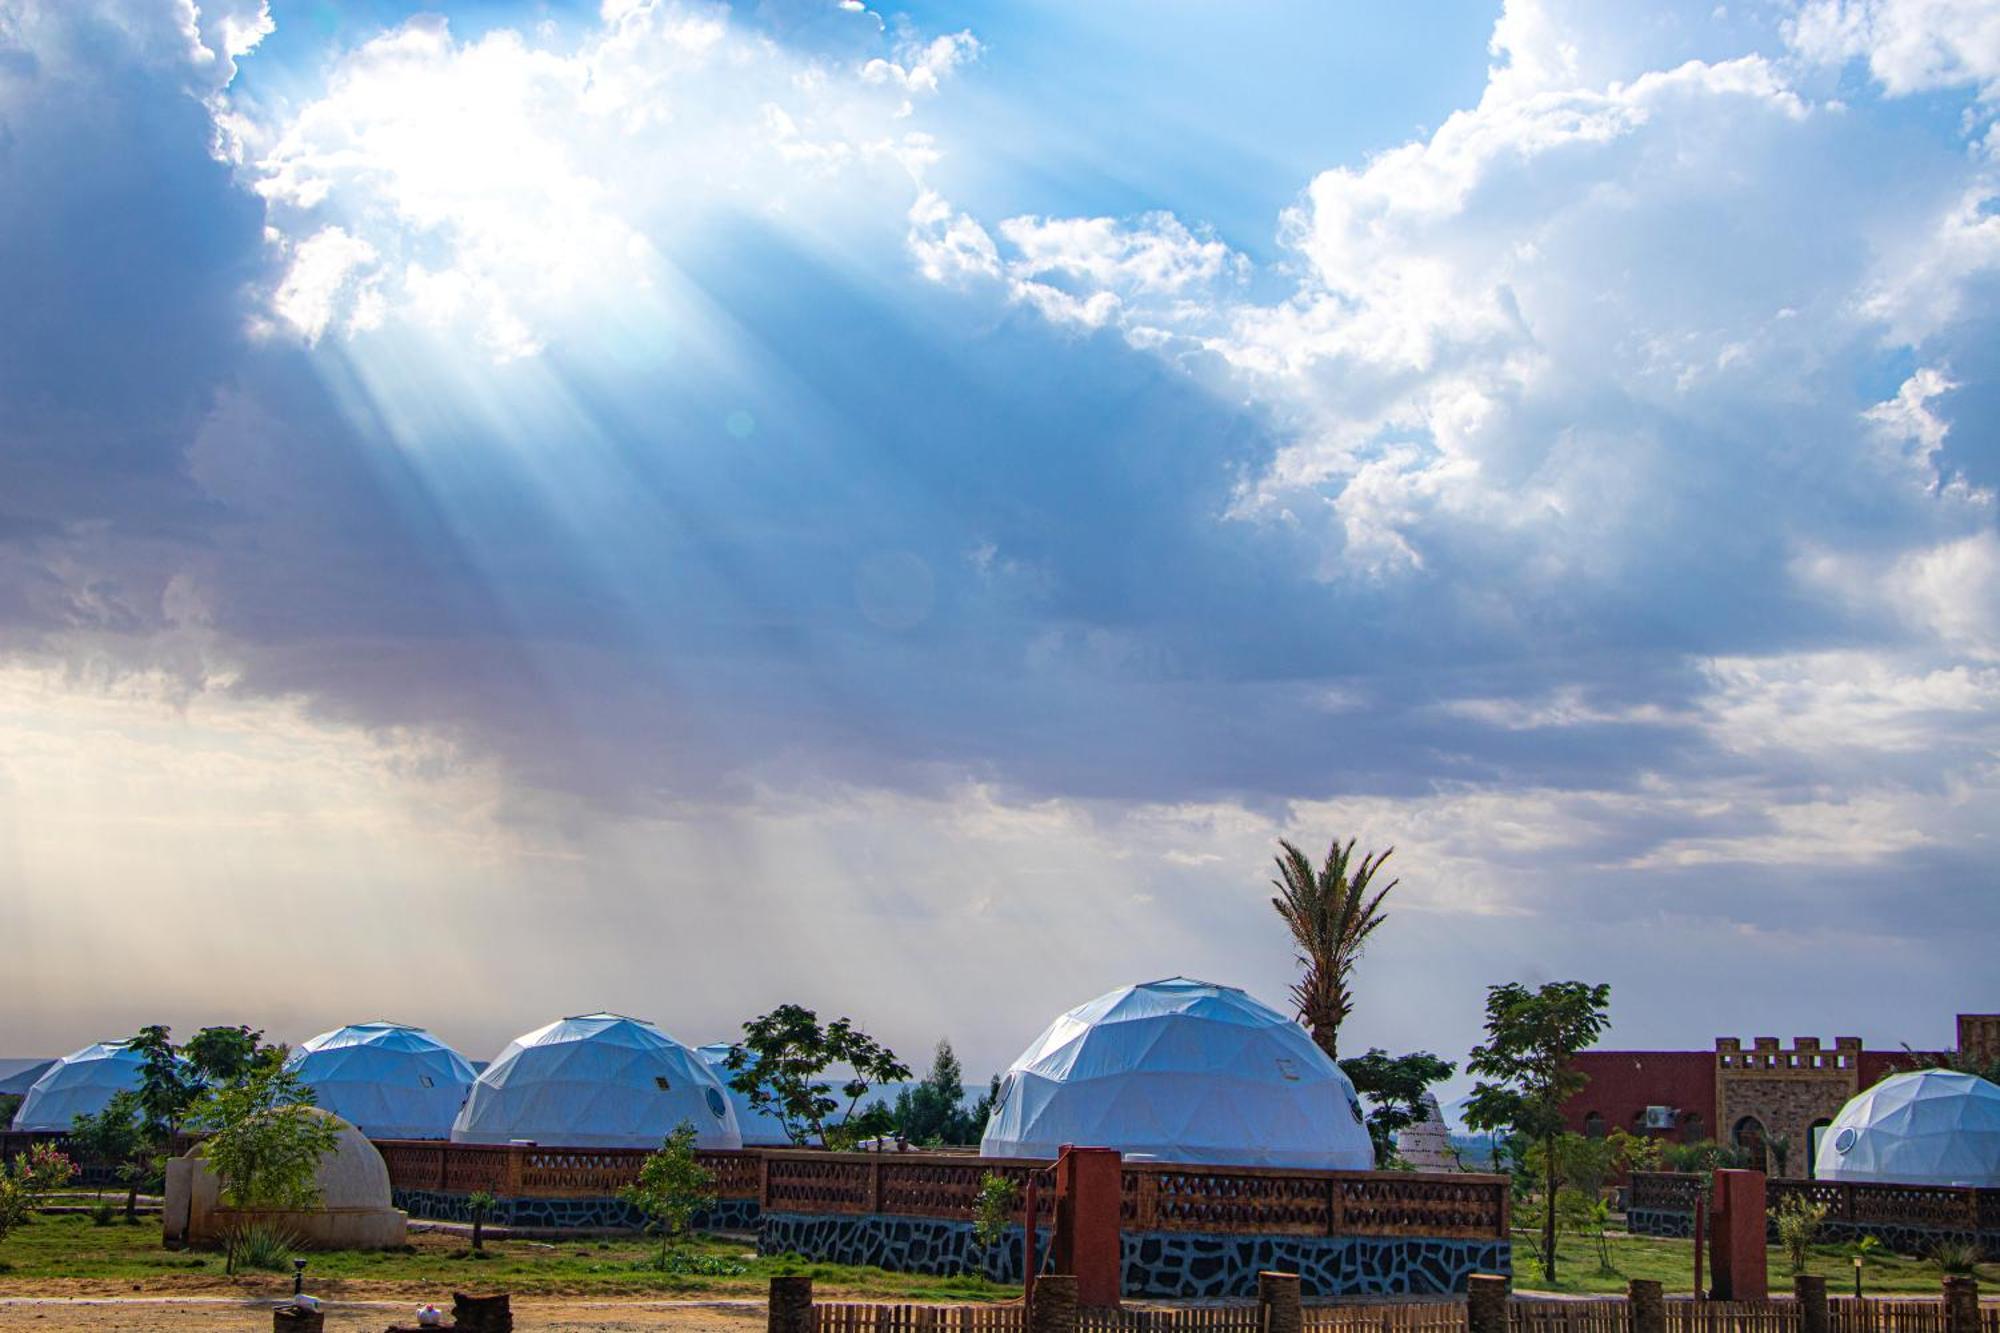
[
  {"left": 228, "top": 1221, "right": 299, "bottom": 1273},
  {"left": 1774, "top": 1196, "right": 1829, "bottom": 1274},
  {"left": 89, "top": 1201, "right": 116, "bottom": 1227},
  {"left": 1930, "top": 1239, "right": 1979, "bottom": 1275},
  {"left": 972, "top": 1173, "right": 1020, "bottom": 1250}
]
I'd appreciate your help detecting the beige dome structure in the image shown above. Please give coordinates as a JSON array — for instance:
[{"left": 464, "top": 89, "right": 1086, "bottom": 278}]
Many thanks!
[{"left": 164, "top": 1107, "right": 407, "bottom": 1250}]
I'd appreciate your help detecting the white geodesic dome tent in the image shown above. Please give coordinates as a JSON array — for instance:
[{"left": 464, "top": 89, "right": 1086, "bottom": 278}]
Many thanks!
[
  {"left": 287, "top": 1022, "right": 478, "bottom": 1140},
  {"left": 451, "top": 1013, "right": 742, "bottom": 1150},
  {"left": 1814, "top": 1069, "right": 2000, "bottom": 1186},
  {"left": 980, "top": 977, "right": 1376, "bottom": 1169},
  {"left": 697, "top": 1042, "right": 794, "bottom": 1146},
  {"left": 10, "top": 1041, "right": 148, "bottom": 1131}
]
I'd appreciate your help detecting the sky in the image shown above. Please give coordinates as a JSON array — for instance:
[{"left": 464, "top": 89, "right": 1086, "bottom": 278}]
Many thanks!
[{"left": 1, "top": 0, "right": 1996, "bottom": 1115}]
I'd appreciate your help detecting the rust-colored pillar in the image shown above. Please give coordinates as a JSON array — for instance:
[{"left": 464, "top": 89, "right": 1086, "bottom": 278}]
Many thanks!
[
  {"left": 1258, "top": 1272, "right": 1303, "bottom": 1333},
  {"left": 1942, "top": 1277, "right": 1980, "bottom": 1333},
  {"left": 1708, "top": 1169, "right": 1768, "bottom": 1301},
  {"left": 1795, "top": 1274, "right": 1829, "bottom": 1333},
  {"left": 769, "top": 1275, "right": 814, "bottom": 1333},
  {"left": 1629, "top": 1279, "right": 1664, "bottom": 1333},
  {"left": 1051, "top": 1147, "right": 1121, "bottom": 1308},
  {"left": 1468, "top": 1273, "right": 1511, "bottom": 1333},
  {"left": 1030, "top": 1273, "right": 1080, "bottom": 1333}
]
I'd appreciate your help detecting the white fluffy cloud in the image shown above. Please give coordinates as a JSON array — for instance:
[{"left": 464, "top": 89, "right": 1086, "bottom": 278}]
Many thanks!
[{"left": 1788, "top": 0, "right": 2000, "bottom": 99}]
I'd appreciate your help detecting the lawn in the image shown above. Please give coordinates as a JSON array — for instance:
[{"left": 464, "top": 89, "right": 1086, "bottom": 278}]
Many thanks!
[
  {"left": 1508, "top": 1228, "right": 2000, "bottom": 1296},
  {"left": 0, "top": 1215, "right": 1016, "bottom": 1302}
]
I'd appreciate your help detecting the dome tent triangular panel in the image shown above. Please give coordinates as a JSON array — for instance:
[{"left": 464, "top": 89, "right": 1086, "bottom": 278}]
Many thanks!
[
  {"left": 286, "top": 1022, "right": 478, "bottom": 1141},
  {"left": 451, "top": 1014, "right": 742, "bottom": 1150},
  {"left": 980, "top": 977, "right": 1375, "bottom": 1170},
  {"left": 697, "top": 1043, "right": 795, "bottom": 1147},
  {"left": 1814, "top": 1069, "right": 2000, "bottom": 1186},
  {"left": 9, "top": 1041, "right": 150, "bottom": 1132}
]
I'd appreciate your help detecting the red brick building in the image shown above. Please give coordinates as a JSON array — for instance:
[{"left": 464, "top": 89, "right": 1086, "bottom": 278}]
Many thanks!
[{"left": 1559, "top": 1014, "right": 1998, "bottom": 1178}]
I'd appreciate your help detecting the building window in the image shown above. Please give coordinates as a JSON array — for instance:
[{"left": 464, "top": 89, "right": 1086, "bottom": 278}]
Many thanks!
[{"left": 1584, "top": 1112, "right": 1606, "bottom": 1139}]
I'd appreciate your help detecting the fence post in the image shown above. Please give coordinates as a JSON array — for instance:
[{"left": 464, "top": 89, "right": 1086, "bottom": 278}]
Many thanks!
[
  {"left": 1942, "top": 1277, "right": 1979, "bottom": 1333},
  {"left": 769, "top": 1275, "right": 814, "bottom": 1333},
  {"left": 1468, "top": 1273, "right": 1510, "bottom": 1333},
  {"left": 1630, "top": 1279, "right": 1665, "bottom": 1333},
  {"left": 1259, "top": 1272, "right": 1303, "bottom": 1333},
  {"left": 1794, "top": 1275, "right": 1828, "bottom": 1333},
  {"left": 1030, "top": 1273, "right": 1079, "bottom": 1333}
]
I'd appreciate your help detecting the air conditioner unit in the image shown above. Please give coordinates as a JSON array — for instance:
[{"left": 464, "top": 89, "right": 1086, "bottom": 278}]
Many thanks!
[{"left": 1643, "top": 1106, "right": 1676, "bottom": 1130}]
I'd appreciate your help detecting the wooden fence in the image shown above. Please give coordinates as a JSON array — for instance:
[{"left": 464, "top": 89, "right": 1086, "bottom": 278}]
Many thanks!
[{"left": 1629, "top": 1174, "right": 1999, "bottom": 1237}]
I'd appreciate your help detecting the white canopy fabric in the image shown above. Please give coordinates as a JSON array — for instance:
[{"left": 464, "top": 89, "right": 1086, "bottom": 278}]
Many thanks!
[
  {"left": 980, "top": 977, "right": 1376, "bottom": 1170},
  {"left": 1815, "top": 1069, "right": 2000, "bottom": 1186},
  {"left": 10, "top": 1041, "right": 147, "bottom": 1131},
  {"left": 287, "top": 1022, "right": 478, "bottom": 1141},
  {"left": 697, "top": 1043, "right": 795, "bottom": 1147},
  {"left": 451, "top": 1013, "right": 742, "bottom": 1150}
]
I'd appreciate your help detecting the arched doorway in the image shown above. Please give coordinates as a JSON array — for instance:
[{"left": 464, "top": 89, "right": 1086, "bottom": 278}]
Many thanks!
[{"left": 1733, "top": 1116, "right": 1768, "bottom": 1172}]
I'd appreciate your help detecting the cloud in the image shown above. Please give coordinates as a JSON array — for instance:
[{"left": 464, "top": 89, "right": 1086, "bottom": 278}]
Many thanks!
[{"left": 1788, "top": 0, "right": 2000, "bottom": 100}]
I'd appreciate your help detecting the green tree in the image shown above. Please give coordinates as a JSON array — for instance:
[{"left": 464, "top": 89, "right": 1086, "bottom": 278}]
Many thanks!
[
  {"left": 723, "top": 1005, "right": 911, "bottom": 1148},
  {"left": 1269, "top": 837, "right": 1396, "bottom": 1061},
  {"left": 893, "top": 1040, "right": 978, "bottom": 1146},
  {"left": 1339, "top": 1048, "right": 1457, "bottom": 1165},
  {"left": 1775, "top": 1195, "right": 1828, "bottom": 1274},
  {"left": 1463, "top": 979, "right": 1611, "bottom": 1285},
  {"left": 0, "top": 1142, "right": 77, "bottom": 1254},
  {"left": 182, "top": 1026, "right": 280, "bottom": 1086},
  {"left": 972, "top": 1173, "right": 1020, "bottom": 1250},
  {"left": 621, "top": 1122, "right": 716, "bottom": 1268},
  {"left": 188, "top": 1064, "right": 340, "bottom": 1274},
  {"left": 128, "top": 1026, "right": 198, "bottom": 1142},
  {"left": 69, "top": 1092, "right": 152, "bottom": 1220}
]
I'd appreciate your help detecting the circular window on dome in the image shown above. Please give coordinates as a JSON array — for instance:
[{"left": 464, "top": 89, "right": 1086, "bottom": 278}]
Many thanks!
[
  {"left": 1834, "top": 1127, "right": 1857, "bottom": 1155},
  {"left": 705, "top": 1086, "right": 727, "bottom": 1120}
]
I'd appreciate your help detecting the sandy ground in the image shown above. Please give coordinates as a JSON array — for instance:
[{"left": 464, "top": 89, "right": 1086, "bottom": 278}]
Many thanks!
[{"left": 0, "top": 1296, "right": 768, "bottom": 1331}]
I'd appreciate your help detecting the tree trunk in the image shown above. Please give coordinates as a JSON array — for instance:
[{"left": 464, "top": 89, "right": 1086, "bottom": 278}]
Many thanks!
[
  {"left": 1543, "top": 1135, "right": 1559, "bottom": 1283},
  {"left": 471, "top": 1213, "right": 483, "bottom": 1252},
  {"left": 124, "top": 1179, "right": 139, "bottom": 1221}
]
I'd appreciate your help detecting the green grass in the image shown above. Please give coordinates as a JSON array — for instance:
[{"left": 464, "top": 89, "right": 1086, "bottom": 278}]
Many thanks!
[
  {"left": 1509, "top": 1228, "right": 2000, "bottom": 1296},
  {"left": 0, "top": 1215, "right": 1017, "bottom": 1301}
]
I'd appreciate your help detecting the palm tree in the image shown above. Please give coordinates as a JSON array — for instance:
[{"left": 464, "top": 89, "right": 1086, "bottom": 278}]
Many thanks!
[{"left": 1270, "top": 837, "right": 1396, "bottom": 1061}]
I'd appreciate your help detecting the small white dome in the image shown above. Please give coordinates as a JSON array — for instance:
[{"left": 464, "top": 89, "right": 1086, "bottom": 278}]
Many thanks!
[
  {"left": 1815, "top": 1069, "right": 2000, "bottom": 1187},
  {"left": 288, "top": 1022, "right": 478, "bottom": 1141},
  {"left": 452, "top": 1014, "right": 742, "bottom": 1150},
  {"left": 697, "top": 1043, "right": 794, "bottom": 1147},
  {"left": 980, "top": 977, "right": 1376, "bottom": 1170},
  {"left": 10, "top": 1042, "right": 149, "bottom": 1132}
]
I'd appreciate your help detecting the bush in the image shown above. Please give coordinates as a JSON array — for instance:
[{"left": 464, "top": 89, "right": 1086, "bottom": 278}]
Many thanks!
[
  {"left": 89, "top": 1201, "right": 116, "bottom": 1227},
  {"left": 629, "top": 1250, "right": 748, "bottom": 1275},
  {"left": 1930, "top": 1240, "right": 1979, "bottom": 1275},
  {"left": 227, "top": 1222, "right": 299, "bottom": 1273},
  {"left": 1775, "top": 1196, "right": 1829, "bottom": 1274}
]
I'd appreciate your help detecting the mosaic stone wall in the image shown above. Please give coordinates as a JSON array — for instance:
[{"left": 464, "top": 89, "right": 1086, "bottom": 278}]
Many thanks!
[
  {"left": 1625, "top": 1206, "right": 1997, "bottom": 1260},
  {"left": 756, "top": 1212, "right": 1507, "bottom": 1299},
  {"left": 393, "top": 1189, "right": 759, "bottom": 1233}
]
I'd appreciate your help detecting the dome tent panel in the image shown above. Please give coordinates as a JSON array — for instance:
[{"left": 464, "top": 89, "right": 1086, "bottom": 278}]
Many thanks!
[
  {"left": 981, "top": 977, "right": 1375, "bottom": 1170},
  {"left": 452, "top": 1014, "right": 741, "bottom": 1150},
  {"left": 10, "top": 1041, "right": 150, "bottom": 1132},
  {"left": 1814, "top": 1069, "right": 2000, "bottom": 1187},
  {"left": 287, "top": 1022, "right": 478, "bottom": 1141}
]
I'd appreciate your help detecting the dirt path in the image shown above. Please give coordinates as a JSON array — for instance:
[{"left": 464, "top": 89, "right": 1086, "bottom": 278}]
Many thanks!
[{"left": 0, "top": 1296, "right": 768, "bottom": 1331}]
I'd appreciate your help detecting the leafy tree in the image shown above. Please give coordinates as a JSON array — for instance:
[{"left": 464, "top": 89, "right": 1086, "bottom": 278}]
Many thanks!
[
  {"left": 893, "top": 1040, "right": 981, "bottom": 1146},
  {"left": 0, "top": 1143, "right": 76, "bottom": 1254},
  {"left": 128, "top": 1025, "right": 198, "bottom": 1141},
  {"left": 1902, "top": 1042, "right": 2000, "bottom": 1085},
  {"left": 1269, "top": 837, "right": 1396, "bottom": 1060},
  {"left": 967, "top": 1075, "right": 1001, "bottom": 1133},
  {"left": 182, "top": 1026, "right": 280, "bottom": 1086},
  {"left": 972, "top": 1173, "right": 1019, "bottom": 1250},
  {"left": 1339, "top": 1048, "right": 1456, "bottom": 1165},
  {"left": 69, "top": 1092, "right": 152, "bottom": 1220},
  {"left": 621, "top": 1122, "right": 716, "bottom": 1269},
  {"left": 723, "top": 1005, "right": 911, "bottom": 1148},
  {"left": 1775, "top": 1196, "right": 1828, "bottom": 1274},
  {"left": 0, "top": 1095, "right": 20, "bottom": 1128},
  {"left": 1463, "top": 979, "right": 1611, "bottom": 1285},
  {"left": 188, "top": 1064, "right": 340, "bottom": 1274}
]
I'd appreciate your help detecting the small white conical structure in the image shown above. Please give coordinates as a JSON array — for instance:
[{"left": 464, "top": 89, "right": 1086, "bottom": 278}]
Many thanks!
[
  {"left": 10, "top": 1041, "right": 148, "bottom": 1131},
  {"left": 452, "top": 1013, "right": 742, "bottom": 1150},
  {"left": 697, "top": 1043, "right": 795, "bottom": 1146},
  {"left": 1814, "top": 1069, "right": 2000, "bottom": 1186},
  {"left": 980, "top": 977, "right": 1375, "bottom": 1170},
  {"left": 1395, "top": 1093, "right": 1459, "bottom": 1170},
  {"left": 287, "top": 1022, "right": 478, "bottom": 1141}
]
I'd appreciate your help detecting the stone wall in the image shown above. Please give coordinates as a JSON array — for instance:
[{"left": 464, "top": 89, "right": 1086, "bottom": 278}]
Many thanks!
[
  {"left": 1624, "top": 1205, "right": 1997, "bottom": 1260},
  {"left": 393, "top": 1189, "right": 759, "bottom": 1234},
  {"left": 755, "top": 1211, "right": 1508, "bottom": 1299},
  {"left": 1714, "top": 1038, "right": 1862, "bottom": 1177}
]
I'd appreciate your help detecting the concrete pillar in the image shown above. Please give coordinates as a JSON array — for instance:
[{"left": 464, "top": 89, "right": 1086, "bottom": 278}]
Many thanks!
[
  {"left": 1943, "top": 1277, "right": 1980, "bottom": 1333},
  {"left": 1258, "top": 1271, "right": 1303, "bottom": 1333},
  {"left": 1629, "top": 1279, "right": 1665, "bottom": 1333},
  {"left": 769, "top": 1275, "right": 814, "bottom": 1333},
  {"left": 1795, "top": 1274, "right": 1829, "bottom": 1333},
  {"left": 1052, "top": 1147, "right": 1122, "bottom": 1308},
  {"left": 1708, "top": 1169, "right": 1768, "bottom": 1301},
  {"left": 1030, "top": 1273, "right": 1080, "bottom": 1333},
  {"left": 1468, "top": 1273, "right": 1511, "bottom": 1333}
]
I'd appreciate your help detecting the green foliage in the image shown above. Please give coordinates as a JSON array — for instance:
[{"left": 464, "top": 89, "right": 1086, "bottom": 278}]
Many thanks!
[
  {"left": 0, "top": 1142, "right": 77, "bottom": 1251},
  {"left": 1269, "top": 836, "right": 1397, "bottom": 1061},
  {"left": 972, "top": 1173, "right": 1020, "bottom": 1250},
  {"left": 1339, "top": 1048, "right": 1456, "bottom": 1166},
  {"left": 620, "top": 1122, "right": 716, "bottom": 1267},
  {"left": 466, "top": 1189, "right": 496, "bottom": 1251},
  {"left": 1662, "top": 1139, "right": 1747, "bottom": 1174},
  {"left": 89, "top": 1201, "right": 116, "bottom": 1227},
  {"left": 188, "top": 1063, "right": 338, "bottom": 1273},
  {"left": 1930, "top": 1239, "right": 1979, "bottom": 1276},
  {"left": 891, "top": 1041, "right": 984, "bottom": 1146},
  {"left": 723, "top": 1005, "right": 911, "bottom": 1148},
  {"left": 229, "top": 1221, "right": 299, "bottom": 1273},
  {"left": 70, "top": 1091, "right": 154, "bottom": 1220},
  {"left": 181, "top": 1026, "right": 280, "bottom": 1086},
  {"left": 1775, "top": 1196, "right": 1829, "bottom": 1274},
  {"left": 0, "top": 1095, "right": 19, "bottom": 1127},
  {"left": 1464, "top": 979, "right": 1612, "bottom": 1286},
  {"left": 1522, "top": 1129, "right": 1659, "bottom": 1203},
  {"left": 629, "top": 1249, "right": 748, "bottom": 1275}
]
